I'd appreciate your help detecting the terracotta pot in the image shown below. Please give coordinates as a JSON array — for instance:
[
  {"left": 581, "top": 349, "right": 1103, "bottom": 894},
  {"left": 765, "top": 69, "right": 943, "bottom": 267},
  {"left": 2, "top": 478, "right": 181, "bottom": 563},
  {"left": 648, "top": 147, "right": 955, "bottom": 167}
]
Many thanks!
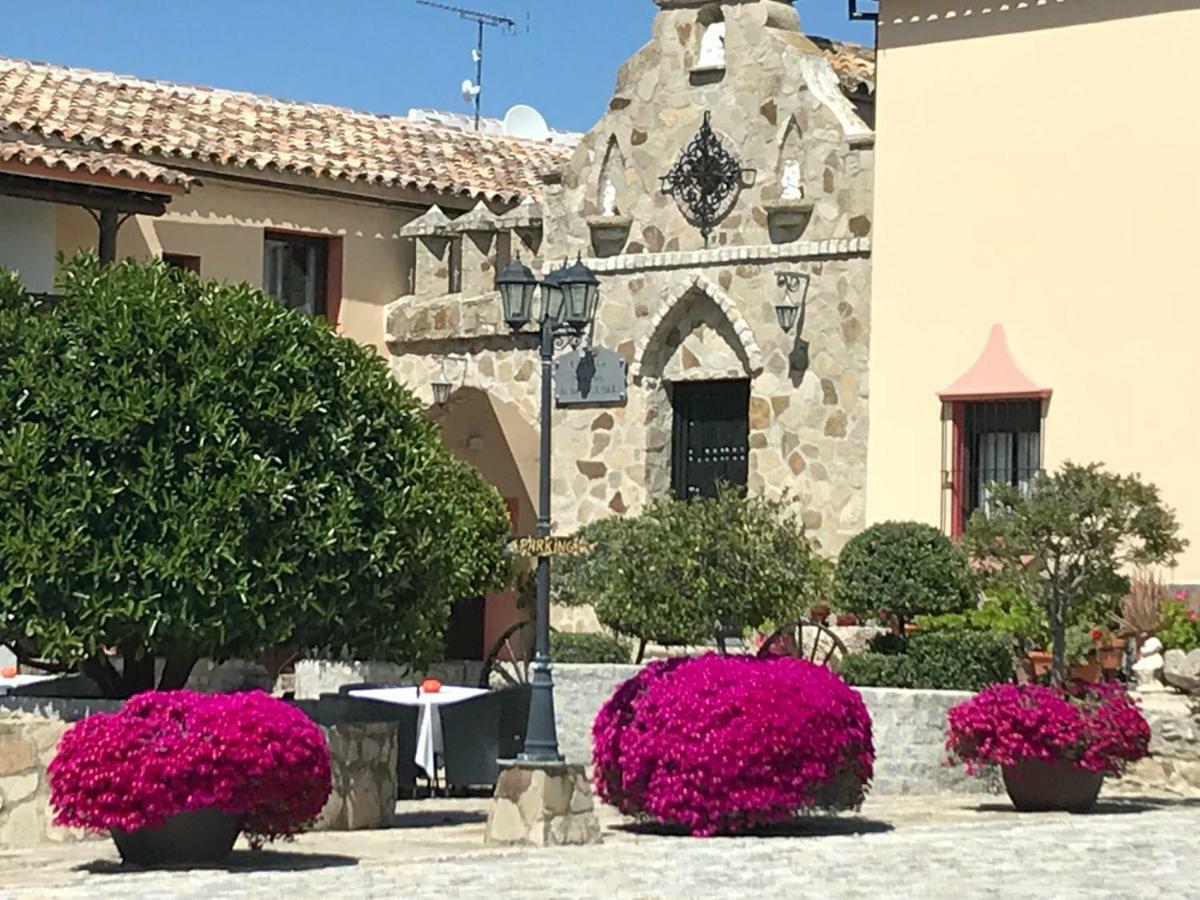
[
  {"left": 1001, "top": 759, "right": 1104, "bottom": 813},
  {"left": 111, "top": 808, "right": 242, "bottom": 866},
  {"left": 1026, "top": 650, "right": 1103, "bottom": 683},
  {"left": 1071, "top": 655, "right": 1103, "bottom": 683},
  {"left": 1027, "top": 650, "right": 1052, "bottom": 680},
  {"left": 1097, "top": 643, "right": 1125, "bottom": 672},
  {"left": 809, "top": 604, "right": 831, "bottom": 623},
  {"left": 835, "top": 613, "right": 860, "bottom": 627}
]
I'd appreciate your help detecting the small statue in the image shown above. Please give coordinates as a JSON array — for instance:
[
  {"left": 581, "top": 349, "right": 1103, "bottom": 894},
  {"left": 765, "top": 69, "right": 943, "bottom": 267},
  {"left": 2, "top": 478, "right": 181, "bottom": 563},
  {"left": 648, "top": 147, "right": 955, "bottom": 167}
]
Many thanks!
[
  {"left": 697, "top": 22, "right": 726, "bottom": 69},
  {"left": 781, "top": 160, "right": 804, "bottom": 201},
  {"left": 601, "top": 180, "right": 619, "bottom": 217}
]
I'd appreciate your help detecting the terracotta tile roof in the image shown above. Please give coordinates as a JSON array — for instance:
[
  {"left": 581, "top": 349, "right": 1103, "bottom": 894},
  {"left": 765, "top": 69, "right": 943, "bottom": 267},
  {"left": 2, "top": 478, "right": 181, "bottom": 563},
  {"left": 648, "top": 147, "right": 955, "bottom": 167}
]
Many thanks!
[
  {"left": 0, "top": 137, "right": 193, "bottom": 189},
  {"left": 812, "top": 37, "right": 876, "bottom": 96},
  {"left": 0, "top": 57, "right": 568, "bottom": 203}
]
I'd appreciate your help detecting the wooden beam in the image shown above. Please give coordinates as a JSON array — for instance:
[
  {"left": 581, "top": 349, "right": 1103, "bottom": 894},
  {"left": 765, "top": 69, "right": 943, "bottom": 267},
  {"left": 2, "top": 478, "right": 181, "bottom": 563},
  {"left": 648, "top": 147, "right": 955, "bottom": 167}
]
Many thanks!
[{"left": 0, "top": 173, "right": 169, "bottom": 216}]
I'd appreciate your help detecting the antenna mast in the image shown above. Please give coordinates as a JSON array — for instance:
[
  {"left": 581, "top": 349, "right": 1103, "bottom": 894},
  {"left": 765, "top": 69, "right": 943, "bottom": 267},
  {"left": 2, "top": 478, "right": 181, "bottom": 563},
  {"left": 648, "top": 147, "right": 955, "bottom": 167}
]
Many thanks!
[{"left": 417, "top": 0, "right": 517, "bottom": 131}]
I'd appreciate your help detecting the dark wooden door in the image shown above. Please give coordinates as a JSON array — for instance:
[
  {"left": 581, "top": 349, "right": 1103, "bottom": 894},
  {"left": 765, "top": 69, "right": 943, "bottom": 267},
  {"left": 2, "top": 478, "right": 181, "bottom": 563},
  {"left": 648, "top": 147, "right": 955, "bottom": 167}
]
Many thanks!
[{"left": 671, "top": 380, "right": 750, "bottom": 500}]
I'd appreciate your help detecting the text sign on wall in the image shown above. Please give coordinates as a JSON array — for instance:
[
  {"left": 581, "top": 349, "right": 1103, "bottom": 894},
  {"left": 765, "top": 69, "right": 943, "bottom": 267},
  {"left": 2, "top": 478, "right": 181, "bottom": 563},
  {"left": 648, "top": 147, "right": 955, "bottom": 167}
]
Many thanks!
[{"left": 554, "top": 347, "right": 627, "bottom": 407}]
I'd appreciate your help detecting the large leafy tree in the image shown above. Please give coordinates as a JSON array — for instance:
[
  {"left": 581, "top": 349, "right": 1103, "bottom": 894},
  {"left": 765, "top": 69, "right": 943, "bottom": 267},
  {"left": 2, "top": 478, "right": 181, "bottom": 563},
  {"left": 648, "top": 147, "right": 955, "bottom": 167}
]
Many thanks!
[
  {"left": 965, "top": 462, "right": 1185, "bottom": 685},
  {"left": 555, "top": 489, "right": 828, "bottom": 660},
  {"left": 0, "top": 257, "right": 510, "bottom": 697}
]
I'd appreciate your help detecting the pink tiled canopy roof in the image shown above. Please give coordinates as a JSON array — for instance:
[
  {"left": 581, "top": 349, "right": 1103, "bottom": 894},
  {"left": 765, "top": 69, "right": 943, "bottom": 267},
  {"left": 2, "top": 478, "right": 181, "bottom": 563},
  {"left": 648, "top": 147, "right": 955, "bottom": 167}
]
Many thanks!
[{"left": 939, "top": 325, "right": 1051, "bottom": 401}]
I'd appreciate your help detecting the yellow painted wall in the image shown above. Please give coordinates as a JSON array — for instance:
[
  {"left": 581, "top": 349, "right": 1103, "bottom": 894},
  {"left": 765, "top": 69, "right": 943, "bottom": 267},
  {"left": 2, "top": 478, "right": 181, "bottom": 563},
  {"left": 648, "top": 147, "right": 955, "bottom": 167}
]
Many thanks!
[
  {"left": 54, "top": 179, "right": 412, "bottom": 355},
  {"left": 869, "top": 0, "right": 1200, "bottom": 579}
]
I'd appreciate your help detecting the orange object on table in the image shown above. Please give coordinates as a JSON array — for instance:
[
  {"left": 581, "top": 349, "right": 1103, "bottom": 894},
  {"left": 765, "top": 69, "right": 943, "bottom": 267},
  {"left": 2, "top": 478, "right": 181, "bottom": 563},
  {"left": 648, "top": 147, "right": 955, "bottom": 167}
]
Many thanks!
[
  {"left": 0, "top": 666, "right": 17, "bottom": 679},
  {"left": 420, "top": 678, "right": 442, "bottom": 693}
]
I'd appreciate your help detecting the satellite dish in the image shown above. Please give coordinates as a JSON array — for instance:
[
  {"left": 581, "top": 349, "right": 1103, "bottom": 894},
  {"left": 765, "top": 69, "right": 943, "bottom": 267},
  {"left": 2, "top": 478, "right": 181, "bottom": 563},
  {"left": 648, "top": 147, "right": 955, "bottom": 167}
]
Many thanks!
[
  {"left": 461, "top": 79, "right": 481, "bottom": 102},
  {"left": 503, "top": 105, "right": 550, "bottom": 142}
]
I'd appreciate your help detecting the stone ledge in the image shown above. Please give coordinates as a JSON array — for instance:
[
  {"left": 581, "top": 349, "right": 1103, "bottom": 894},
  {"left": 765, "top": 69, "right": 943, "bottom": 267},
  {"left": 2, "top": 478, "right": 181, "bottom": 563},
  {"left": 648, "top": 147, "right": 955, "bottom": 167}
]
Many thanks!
[{"left": 581, "top": 237, "right": 871, "bottom": 275}]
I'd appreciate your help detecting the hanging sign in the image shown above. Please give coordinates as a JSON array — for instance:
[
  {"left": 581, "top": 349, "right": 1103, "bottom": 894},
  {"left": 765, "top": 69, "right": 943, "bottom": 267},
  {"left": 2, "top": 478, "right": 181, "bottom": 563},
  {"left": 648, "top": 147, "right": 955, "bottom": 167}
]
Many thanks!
[{"left": 554, "top": 347, "right": 627, "bottom": 407}]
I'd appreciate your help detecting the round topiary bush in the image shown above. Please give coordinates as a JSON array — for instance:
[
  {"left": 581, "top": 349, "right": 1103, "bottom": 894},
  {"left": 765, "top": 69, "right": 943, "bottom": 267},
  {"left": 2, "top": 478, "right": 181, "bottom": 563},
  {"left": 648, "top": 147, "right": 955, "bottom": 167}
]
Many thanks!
[
  {"left": 834, "top": 521, "right": 975, "bottom": 629},
  {"left": 592, "top": 655, "right": 874, "bottom": 836},
  {"left": 48, "top": 690, "right": 332, "bottom": 846}
]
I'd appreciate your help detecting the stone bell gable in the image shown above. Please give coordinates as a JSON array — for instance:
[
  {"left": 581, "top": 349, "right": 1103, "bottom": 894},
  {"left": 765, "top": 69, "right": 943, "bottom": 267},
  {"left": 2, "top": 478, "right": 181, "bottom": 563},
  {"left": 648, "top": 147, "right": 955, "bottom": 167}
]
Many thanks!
[
  {"left": 541, "top": 0, "right": 873, "bottom": 259},
  {"left": 388, "top": 0, "right": 873, "bottom": 554}
]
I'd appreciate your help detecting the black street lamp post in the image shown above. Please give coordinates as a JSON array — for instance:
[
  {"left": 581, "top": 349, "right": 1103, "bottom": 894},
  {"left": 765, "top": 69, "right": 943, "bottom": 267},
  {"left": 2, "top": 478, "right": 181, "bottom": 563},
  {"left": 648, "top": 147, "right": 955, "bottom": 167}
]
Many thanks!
[{"left": 495, "top": 255, "right": 599, "bottom": 762}]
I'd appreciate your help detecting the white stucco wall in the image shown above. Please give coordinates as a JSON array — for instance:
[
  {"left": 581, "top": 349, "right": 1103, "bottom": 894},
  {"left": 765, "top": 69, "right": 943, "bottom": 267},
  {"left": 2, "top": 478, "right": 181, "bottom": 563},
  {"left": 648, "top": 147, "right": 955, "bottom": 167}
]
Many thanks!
[{"left": 0, "top": 196, "right": 56, "bottom": 292}]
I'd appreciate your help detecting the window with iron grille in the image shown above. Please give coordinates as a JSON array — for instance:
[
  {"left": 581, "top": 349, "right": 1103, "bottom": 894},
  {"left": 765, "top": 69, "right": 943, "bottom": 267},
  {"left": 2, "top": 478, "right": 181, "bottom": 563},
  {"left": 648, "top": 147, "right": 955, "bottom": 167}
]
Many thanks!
[{"left": 943, "top": 399, "right": 1045, "bottom": 535}]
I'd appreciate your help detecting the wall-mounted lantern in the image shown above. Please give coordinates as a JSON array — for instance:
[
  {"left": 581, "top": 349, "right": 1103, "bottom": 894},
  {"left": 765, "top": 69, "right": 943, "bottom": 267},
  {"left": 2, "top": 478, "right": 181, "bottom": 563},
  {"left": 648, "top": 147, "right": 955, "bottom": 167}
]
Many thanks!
[{"left": 774, "top": 271, "right": 811, "bottom": 334}]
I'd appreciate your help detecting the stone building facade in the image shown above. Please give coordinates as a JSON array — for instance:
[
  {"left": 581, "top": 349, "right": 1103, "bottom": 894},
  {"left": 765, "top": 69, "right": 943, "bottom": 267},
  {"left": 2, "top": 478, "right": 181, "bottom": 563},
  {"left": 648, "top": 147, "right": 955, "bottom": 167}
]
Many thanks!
[{"left": 388, "top": 0, "right": 874, "bottom": 572}]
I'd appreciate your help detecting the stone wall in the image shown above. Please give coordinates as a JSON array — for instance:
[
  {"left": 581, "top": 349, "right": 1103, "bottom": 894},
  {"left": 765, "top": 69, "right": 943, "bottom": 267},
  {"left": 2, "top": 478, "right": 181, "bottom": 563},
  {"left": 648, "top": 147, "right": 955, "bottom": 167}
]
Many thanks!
[
  {"left": 1119, "top": 692, "right": 1200, "bottom": 796},
  {"left": 387, "top": 0, "right": 874, "bottom": 560},
  {"left": 551, "top": 665, "right": 997, "bottom": 795},
  {"left": 0, "top": 710, "right": 92, "bottom": 848},
  {"left": 314, "top": 721, "right": 398, "bottom": 831}
]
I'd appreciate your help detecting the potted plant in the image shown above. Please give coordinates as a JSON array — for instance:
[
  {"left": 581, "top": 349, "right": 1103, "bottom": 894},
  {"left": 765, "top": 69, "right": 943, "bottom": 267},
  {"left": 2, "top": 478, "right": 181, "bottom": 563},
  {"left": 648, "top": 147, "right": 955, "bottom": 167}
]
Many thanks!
[
  {"left": 49, "top": 691, "right": 332, "bottom": 865},
  {"left": 946, "top": 682, "right": 1150, "bottom": 812},
  {"left": 966, "top": 463, "right": 1185, "bottom": 686}
]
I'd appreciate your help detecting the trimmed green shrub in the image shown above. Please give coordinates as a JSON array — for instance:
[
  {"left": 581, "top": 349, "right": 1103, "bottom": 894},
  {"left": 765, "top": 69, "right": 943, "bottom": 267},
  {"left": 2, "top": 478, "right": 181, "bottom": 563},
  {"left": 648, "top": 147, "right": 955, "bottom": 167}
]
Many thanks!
[
  {"left": 834, "top": 521, "right": 974, "bottom": 629},
  {"left": 839, "top": 632, "right": 1014, "bottom": 691},
  {"left": 550, "top": 631, "right": 632, "bottom": 664},
  {"left": 556, "top": 490, "right": 827, "bottom": 655},
  {"left": 906, "top": 631, "right": 1015, "bottom": 691},
  {"left": 867, "top": 632, "right": 908, "bottom": 656},
  {"left": 837, "top": 653, "right": 914, "bottom": 689},
  {"left": 0, "top": 257, "right": 511, "bottom": 697}
]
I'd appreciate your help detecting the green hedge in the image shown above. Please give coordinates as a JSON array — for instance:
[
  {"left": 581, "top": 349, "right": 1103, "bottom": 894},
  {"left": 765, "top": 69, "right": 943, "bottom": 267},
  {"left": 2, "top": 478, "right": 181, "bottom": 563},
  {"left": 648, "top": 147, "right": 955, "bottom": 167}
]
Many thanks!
[
  {"left": 839, "top": 631, "right": 1014, "bottom": 692},
  {"left": 906, "top": 631, "right": 1014, "bottom": 691},
  {"left": 838, "top": 652, "right": 913, "bottom": 688},
  {"left": 550, "top": 632, "right": 632, "bottom": 664}
]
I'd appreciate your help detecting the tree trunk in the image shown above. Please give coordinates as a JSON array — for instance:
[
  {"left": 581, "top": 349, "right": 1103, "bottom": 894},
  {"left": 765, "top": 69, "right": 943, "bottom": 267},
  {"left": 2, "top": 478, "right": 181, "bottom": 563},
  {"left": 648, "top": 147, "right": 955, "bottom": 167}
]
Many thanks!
[
  {"left": 1050, "top": 596, "right": 1067, "bottom": 687},
  {"left": 158, "top": 653, "right": 199, "bottom": 691},
  {"left": 636, "top": 638, "right": 647, "bottom": 665},
  {"left": 120, "top": 651, "right": 157, "bottom": 697}
]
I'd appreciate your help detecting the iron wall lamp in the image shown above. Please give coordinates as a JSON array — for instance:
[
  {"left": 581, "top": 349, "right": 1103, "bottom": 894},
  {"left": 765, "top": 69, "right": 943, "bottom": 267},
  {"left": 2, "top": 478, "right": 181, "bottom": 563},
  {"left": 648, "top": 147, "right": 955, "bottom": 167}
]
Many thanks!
[{"left": 774, "top": 271, "right": 811, "bottom": 334}]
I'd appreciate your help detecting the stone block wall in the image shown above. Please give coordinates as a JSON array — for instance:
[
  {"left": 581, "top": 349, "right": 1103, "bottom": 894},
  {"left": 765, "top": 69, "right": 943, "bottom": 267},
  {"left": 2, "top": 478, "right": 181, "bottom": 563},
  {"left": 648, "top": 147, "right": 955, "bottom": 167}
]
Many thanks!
[
  {"left": 314, "top": 721, "right": 399, "bottom": 831},
  {"left": 1119, "top": 692, "right": 1200, "bottom": 795},
  {"left": 0, "top": 710, "right": 92, "bottom": 848}
]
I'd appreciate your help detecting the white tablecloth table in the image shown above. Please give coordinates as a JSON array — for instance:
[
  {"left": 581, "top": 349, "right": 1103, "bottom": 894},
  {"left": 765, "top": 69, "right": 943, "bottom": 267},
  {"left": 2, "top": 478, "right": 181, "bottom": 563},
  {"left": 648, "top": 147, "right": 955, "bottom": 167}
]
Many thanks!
[
  {"left": 0, "top": 674, "right": 59, "bottom": 696},
  {"left": 348, "top": 685, "right": 489, "bottom": 779}
]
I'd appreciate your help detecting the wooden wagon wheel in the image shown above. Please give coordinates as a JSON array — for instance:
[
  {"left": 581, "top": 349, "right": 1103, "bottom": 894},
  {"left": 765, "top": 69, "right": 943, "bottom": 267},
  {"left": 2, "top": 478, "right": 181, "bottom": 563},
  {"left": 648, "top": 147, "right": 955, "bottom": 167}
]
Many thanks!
[
  {"left": 757, "top": 619, "right": 848, "bottom": 667},
  {"left": 479, "top": 619, "right": 534, "bottom": 688}
]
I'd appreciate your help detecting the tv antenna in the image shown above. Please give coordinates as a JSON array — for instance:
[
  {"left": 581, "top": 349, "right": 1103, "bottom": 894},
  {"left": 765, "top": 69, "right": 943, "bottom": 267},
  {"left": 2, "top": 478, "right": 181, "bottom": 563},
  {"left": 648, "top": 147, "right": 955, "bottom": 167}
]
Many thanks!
[{"left": 417, "top": 0, "right": 517, "bottom": 131}]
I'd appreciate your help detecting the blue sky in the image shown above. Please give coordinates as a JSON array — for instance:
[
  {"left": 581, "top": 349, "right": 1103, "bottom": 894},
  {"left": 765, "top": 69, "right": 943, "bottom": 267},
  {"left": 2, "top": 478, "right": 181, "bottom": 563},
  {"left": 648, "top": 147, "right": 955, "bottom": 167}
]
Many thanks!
[{"left": 0, "top": 1, "right": 872, "bottom": 133}]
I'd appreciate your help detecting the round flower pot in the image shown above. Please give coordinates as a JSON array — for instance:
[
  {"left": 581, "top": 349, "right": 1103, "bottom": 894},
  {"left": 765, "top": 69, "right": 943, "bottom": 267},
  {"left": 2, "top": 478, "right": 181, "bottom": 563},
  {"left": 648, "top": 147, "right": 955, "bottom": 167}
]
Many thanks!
[
  {"left": 1001, "top": 760, "right": 1104, "bottom": 813},
  {"left": 111, "top": 809, "right": 242, "bottom": 867}
]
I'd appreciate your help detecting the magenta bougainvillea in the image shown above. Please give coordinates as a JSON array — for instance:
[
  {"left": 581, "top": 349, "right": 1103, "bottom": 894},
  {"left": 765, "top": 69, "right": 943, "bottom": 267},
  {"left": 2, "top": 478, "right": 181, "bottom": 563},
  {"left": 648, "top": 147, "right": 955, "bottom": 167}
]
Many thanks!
[
  {"left": 593, "top": 655, "right": 874, "bottom": 836},
  {"left": 946, "top": 682, "right": 1151, "bottom": 777},
  {"left": 48, "top": 691, "right": 332, "bottom": 843}
]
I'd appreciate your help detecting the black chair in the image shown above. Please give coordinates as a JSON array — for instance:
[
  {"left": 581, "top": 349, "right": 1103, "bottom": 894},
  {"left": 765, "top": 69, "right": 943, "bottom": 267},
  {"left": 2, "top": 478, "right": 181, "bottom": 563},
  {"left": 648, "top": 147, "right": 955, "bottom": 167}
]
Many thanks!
[
  {"left": 440, "top": 690, "right": 504, "bottom": 791},
  {"left": 498, "top": 684, "right": 531, "bottom": 760}
]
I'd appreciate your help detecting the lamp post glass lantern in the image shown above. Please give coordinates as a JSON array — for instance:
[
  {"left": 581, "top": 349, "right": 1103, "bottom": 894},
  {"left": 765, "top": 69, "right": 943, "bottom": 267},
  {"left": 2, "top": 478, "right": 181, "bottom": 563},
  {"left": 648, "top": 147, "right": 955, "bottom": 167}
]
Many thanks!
[{"left": 495, "top": 257, "right": 599, "bottom": 763}]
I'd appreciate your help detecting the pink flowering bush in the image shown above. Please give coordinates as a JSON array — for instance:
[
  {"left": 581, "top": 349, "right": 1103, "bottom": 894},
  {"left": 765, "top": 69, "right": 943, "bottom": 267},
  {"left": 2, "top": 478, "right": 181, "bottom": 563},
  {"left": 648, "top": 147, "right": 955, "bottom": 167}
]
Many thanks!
[
  {"left": 593, "top": 655, "right": 874, "bottom": 836},
  {"left": 946, "top": 682, "right": 1150, "bottom": 777},
  {"left": 49, "top": 691, "right": 332, "bottom": 844}
]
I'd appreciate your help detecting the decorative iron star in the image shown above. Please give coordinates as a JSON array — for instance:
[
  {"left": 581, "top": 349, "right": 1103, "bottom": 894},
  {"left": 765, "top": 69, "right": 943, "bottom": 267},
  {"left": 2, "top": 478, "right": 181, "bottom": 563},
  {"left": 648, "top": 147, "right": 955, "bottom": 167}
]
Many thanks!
[{"left": 660, "top": 111, "right": 751, "bottom": 244}]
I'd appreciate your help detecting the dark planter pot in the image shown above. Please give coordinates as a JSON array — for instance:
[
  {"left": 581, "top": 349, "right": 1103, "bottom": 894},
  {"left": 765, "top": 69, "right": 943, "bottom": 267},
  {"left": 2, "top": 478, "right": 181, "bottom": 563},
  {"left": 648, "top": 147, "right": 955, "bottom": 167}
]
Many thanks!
[
  {"left": 111, "top": 808, "right": 242, "bottom": 866},
  {"left": 1002, "top": 759, "right": 1104, "bottom": 813}
]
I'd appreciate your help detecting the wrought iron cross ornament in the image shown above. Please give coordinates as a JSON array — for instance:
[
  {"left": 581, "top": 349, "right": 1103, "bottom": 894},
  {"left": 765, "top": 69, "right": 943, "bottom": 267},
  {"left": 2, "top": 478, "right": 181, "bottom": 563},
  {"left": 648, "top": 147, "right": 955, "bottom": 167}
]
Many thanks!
[{"left": 660, "top": 111, "right": 750, "bottom": 244}]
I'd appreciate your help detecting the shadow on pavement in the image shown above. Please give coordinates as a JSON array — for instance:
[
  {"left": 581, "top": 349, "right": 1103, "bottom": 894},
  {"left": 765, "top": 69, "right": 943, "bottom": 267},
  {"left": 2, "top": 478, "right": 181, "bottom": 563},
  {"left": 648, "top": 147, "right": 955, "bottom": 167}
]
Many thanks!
[
  {"left": 616, "top": 816, "right": 894, "bottom": 838},
  {"left": 76, "top": 850, "right": 358, "bottom": 875},
  {"left": 390, "top": 809, "right": 488, "bottom": 829},
  {"left": 973, "top": 795, "right": 1200, "bottom": 816}
]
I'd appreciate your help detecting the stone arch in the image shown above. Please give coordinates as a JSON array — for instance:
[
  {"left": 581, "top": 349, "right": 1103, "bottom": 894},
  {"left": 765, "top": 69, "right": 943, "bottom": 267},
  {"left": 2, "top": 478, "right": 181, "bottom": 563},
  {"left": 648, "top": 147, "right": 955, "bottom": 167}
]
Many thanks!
[{"left": 634, "top": 273, "right": 764, "bottom": 381}]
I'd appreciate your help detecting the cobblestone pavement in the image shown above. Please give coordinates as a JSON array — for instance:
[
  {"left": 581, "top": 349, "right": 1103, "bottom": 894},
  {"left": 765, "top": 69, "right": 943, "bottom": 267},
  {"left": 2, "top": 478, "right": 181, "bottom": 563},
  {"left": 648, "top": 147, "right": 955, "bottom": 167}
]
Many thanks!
[{"left": 2, "top": 794, "right": 1198, "bottom": 899}]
